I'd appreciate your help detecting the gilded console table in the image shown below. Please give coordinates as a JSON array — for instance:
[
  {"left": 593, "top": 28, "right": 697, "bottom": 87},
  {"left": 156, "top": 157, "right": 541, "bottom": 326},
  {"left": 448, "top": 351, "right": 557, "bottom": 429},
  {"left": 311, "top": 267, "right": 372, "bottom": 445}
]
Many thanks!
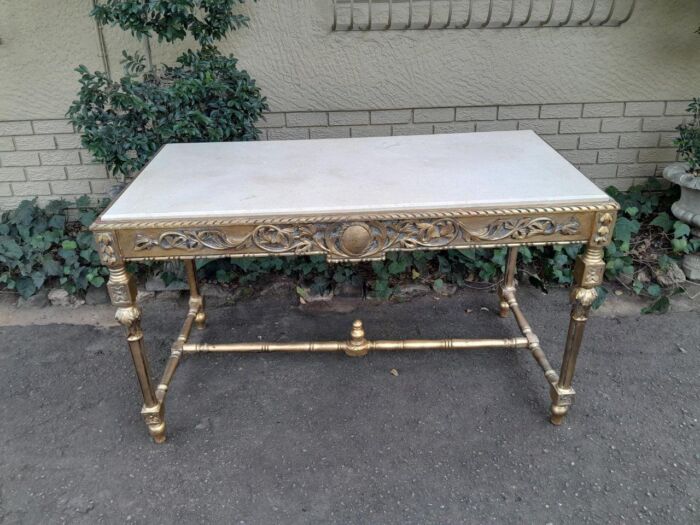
[{"left": 92, "top": 130, "right": 618, "bottom": 443}]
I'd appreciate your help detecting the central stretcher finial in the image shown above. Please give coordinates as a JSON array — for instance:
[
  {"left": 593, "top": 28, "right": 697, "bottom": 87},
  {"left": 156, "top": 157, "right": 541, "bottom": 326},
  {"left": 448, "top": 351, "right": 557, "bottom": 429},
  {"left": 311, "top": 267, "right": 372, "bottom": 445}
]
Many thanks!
[{"left": 346, "top": 319, "right": 369, "bottom": 357}]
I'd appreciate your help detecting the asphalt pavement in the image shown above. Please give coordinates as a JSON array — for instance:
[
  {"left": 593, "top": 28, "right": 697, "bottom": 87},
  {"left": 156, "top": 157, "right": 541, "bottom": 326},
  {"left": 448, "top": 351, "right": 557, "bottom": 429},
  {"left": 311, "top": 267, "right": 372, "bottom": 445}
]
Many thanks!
[{"left": 0, "top": 285, "right": 698, "bottom": 524}]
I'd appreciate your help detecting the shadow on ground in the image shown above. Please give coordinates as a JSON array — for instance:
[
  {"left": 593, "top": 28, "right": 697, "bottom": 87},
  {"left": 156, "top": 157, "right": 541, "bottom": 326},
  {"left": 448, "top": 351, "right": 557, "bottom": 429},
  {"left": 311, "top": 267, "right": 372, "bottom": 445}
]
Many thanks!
[{"left": 0, "top": 286, "right": 698, "bottom": 524}]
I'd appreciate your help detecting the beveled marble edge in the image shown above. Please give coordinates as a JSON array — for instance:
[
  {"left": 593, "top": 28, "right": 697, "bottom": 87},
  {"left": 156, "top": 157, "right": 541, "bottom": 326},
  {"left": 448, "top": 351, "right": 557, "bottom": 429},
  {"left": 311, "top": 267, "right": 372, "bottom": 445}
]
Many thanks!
[{"left": 91, "top": 199, "right": 619, "bottom": 231}]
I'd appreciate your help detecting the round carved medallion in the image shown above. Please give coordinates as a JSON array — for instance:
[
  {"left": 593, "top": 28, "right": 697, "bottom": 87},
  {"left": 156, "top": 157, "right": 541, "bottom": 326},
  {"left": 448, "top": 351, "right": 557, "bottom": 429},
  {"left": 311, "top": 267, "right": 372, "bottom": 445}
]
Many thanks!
[{"left": 340, "top": 223, "right": 373, "bottom": 256}]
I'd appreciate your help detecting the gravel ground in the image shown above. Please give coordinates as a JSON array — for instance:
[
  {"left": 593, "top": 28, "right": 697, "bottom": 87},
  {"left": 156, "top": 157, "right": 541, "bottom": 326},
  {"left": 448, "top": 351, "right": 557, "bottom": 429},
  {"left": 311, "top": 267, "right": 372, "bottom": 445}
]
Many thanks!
[{"left": 0, "top": 286, "right": 698, "bottom": 524}]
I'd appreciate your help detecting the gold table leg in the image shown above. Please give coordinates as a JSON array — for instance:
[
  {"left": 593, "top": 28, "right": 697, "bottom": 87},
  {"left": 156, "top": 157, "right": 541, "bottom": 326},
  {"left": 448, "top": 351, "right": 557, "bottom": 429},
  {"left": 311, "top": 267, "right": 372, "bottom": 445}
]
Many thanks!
[
  {"left": 184, "top": 259, "right": 206, "bottom": 330},
  {"left": 550, "top": 243, "right": 605, "bottom": 425},
  {"left": 498, "top": 246, "right": 519, "bottom": 317},
  {"left": 108, "top": 265, "right": 166, "bottom": 443}
]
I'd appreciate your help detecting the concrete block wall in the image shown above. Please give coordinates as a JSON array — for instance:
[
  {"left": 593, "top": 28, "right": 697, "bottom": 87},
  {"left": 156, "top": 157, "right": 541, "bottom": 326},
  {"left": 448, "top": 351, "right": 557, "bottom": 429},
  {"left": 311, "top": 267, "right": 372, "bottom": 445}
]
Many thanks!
[
  {"left": 0, "top": 119, "right": 109, "bottom": 210},
  {"left": 0, "top": 100, "right": 691, "bottom": 211}
]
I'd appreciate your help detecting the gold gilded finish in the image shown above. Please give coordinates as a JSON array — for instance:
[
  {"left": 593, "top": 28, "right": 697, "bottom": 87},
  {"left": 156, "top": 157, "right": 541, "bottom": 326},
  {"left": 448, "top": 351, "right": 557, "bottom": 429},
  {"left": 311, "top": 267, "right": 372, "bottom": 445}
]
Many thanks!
[
  {"left": 92, "top": 197, "right": 619, "bottom": 442},
  {"left": 108, "top": 264, "right": 166, "bottom": 443},
  {"left": 346, "top": 319, "right": 370, "bottom": 356},
  {"left": 95, "top": 232, "right": 120, "bottom": 267},
  {"left": 141, "top": 403, "right": 166, "bottom": 444},
  {"left": 182, "top": 335, "right": 529, "bottom": 353},
  {"left": 183, "top": 259, "right": 206, "bottom": 329},
  {"left": 497, "top": 246, "right": 519, "bottom": 318},
  {"left": 339, "top": 224, "right": 373, "bottom": 256},
  {"left": 550, "top": 244, "right": 605, "bottom": 425},
  {"left": 129, "top": 215, "right": 583, "bottom": 262},
  {"left": 592, "top": 211, "right": 617, "bottom": 246}
]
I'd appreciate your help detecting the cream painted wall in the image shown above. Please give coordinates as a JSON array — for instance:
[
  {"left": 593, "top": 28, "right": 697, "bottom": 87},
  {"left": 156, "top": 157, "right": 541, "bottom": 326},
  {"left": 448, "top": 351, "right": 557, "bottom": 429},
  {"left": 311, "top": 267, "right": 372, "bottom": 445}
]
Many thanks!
[{"left": 1, "top": 0, "right": 699, "bottom": 119}]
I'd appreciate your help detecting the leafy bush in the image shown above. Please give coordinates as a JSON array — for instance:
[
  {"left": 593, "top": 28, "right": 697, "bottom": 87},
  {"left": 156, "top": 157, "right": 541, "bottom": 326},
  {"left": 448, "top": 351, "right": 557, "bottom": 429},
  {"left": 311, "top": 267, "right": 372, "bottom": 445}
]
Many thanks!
[
  {"left": 0, "top": 198, "right": 109, "bottom": 298},
  {"left": 68, "top": 0, "right": 266, "bottom": 178},
  {"left": 674, "top": 98, "right": 700, "bottom": 174},
  {"left": 91, "top": 0, "right": 251, "bottom": 46},
  {"left": 603, "top": 180, "right": 699, "bottom": 312}
]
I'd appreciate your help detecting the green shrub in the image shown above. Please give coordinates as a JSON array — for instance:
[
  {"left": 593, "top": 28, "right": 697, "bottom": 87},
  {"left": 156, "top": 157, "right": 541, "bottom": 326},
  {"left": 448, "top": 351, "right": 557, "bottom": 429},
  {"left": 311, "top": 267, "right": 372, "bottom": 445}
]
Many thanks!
[
  {"left": 68, "top": 0, "right": 266, "bottom": 178},
  {"left": 91, "top": 0, "right": 251, "bottom": 46},
  {"left": 674, "top": 98, "right": 700, "bottom": 174},
  {"left": 0, "top": 198, "right": 109, "bottom": 298}
]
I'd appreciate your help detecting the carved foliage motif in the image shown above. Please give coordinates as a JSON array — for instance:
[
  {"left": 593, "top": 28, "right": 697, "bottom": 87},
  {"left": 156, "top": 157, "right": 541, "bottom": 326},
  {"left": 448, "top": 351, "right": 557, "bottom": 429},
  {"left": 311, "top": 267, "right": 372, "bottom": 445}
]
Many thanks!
[
  {"left": 133, "top": 216, "right": 581, "bottom": 260},
  {"left": 95, "top": 232, "right": 118, "bottom": 267},
  {"left": 582, "top": 265, "right": 605, "bottom": 288},
  {"left": 469, "top": 216, "right": 580, "bottom": 241},
  {"left": 593, "top": 212, "right": 615, "bottom": 245},
  {"left": 108, "top": 283, "right": 131, "bottom": 305}
]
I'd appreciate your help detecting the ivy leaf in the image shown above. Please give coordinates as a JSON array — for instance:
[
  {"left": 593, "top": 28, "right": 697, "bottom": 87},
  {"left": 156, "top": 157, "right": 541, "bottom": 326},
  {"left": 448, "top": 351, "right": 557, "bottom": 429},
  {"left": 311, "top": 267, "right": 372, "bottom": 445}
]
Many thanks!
[
  {"left": 613, "top": 217, "right": 640, "bottom": 244},
  {"left": 625, "top": 206, "right": 639, "bottom": 217},
  {"left": 79, "top": 210, "right": 98, "bottom": 227},
  {"left": 646, "top": 283, "right": 662, "bottom": 297},
  {"left": 632, "top": 280, "right": 644, "bottom": 295},
  {"left": 642, "top": 296, "right": 670, "bottom": 315},
  {"left": 61, "top": 240, "right": 78, "bottom": 250},
  {"left": 649, "top": 213, "right": 673, "bottom": 232},
  {"left": 519, "top": 246, "right": 533, "bottom": 263},
  {"left": 0, "top": 238, "right": 23, "bottom": 260},
  {"left": 31, "top": 271, "right": 46, "bottom": 289},
  {"left": 88, "top": 274, "right": 105, "bottom": 287},
  {"left": 12, "top": 201, "right": 37, "bottom": 226},
  {"left": 15, "top": 276, "right": 37, "bottom": 299},
  {"left": 563, "top": 244, "right": 581, "bottom": 260},
  {"left": 591, "top": 286, "right": 608, "bottom": 310},
  {"left": 48, "top": 214, "right": 66, "bottom": 230},
  {"left": 671, "top": 238, "right": 688, "bottom": 254},
  {"left": 388, "top": 260, "right": 407, "bottom": 275},
  {"left": 673, "top": 221, "right": 691, "bottom": 239},
  {"left": 42, "top": 256, "right": 63, "bottom": 277}
]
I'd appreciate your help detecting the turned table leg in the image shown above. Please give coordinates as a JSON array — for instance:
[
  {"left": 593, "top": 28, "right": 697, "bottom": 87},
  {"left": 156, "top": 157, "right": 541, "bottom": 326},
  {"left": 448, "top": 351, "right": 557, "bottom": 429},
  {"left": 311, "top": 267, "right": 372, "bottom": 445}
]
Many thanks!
[
  {"left": 550, "top": 243, "right": 605, "bottom": 425},
  {"left": 108, "top": 264, "right": 166, "bottom": 443},
  {"left": 184, "top": 259, "right": 206, "bottom": 329},
  {"left": 498, "top": 247, "right": 519, "bottom": 317}
]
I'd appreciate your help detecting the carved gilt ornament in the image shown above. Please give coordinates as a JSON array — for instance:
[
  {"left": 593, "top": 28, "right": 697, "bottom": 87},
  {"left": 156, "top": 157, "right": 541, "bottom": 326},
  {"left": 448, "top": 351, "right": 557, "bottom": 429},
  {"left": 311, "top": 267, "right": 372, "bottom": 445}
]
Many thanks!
[
  {"left": 95, "top": 232, "right": 118, "bottom": 267},
  {"left": 132, "top": 216, "right": 581, "bottom": 261}
]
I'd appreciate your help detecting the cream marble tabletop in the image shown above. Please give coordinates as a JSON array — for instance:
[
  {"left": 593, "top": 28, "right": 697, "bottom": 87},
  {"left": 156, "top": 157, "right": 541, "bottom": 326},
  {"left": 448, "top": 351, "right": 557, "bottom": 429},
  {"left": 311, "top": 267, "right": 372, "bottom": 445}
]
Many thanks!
[{"left": 101, "top": 130, "right": 613, "bottom": 221}]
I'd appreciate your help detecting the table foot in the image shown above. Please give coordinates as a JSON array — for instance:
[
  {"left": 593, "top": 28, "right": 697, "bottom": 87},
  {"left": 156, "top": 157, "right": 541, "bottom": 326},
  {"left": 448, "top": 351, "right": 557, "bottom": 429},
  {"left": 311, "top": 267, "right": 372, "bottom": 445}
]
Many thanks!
[
  {"left": 142, "top": 403, "right": 166, "bottom": 443},
  {"left": 550, "top": 409, "right": 567, "bottom": 426},
  {"left": 549, "top": 383, "right": 574, "bottom": 426}
]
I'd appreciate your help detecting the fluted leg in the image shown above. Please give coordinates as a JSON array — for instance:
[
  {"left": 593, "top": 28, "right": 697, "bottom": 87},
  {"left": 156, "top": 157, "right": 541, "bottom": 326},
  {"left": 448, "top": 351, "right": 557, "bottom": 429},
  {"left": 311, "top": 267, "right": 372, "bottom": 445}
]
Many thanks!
[
  {"left": 497, "top": 247, "right": 519, "bottom": 317},
  {"left": 184, "top": 259, "right": 206, "bottom": 329},
  {"left": 550, "top": 244, "right": 605, "bottom": 425},
  {"left": 109, "top": 265, "right": 166, "bottom": 443}
]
